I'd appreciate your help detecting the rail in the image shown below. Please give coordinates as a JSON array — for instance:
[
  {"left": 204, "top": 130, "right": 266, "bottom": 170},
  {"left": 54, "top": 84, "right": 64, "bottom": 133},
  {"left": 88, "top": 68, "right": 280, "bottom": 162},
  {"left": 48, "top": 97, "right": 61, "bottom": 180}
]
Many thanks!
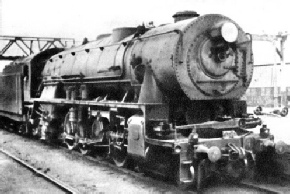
[{"left": 0, "top": 147, "right": 79, "bottom": 194}]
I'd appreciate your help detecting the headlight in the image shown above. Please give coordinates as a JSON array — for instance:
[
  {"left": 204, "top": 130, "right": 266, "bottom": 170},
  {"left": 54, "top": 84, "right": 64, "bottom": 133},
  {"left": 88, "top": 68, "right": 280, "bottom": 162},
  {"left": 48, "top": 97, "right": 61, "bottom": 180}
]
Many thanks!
[
  {"left": 221, "top": 22, "right": 238, "bottom": 42},
  {"left": 208, "top": 146, "right": 222, "bottom": 162}
]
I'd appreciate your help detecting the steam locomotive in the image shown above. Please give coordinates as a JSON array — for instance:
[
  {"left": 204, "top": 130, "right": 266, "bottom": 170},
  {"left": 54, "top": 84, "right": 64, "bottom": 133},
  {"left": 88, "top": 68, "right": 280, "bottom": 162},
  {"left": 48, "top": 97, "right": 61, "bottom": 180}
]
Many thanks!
[{"left": 0, "top": 11, "right": 275, "bottom": 190}]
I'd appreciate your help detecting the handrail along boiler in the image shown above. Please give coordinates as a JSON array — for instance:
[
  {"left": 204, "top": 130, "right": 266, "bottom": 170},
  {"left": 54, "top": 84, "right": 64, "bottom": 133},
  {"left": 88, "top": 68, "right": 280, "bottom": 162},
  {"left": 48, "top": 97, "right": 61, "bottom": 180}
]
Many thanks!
[{"left": 0, "top": 11, "right": 274, "bottom": 189}]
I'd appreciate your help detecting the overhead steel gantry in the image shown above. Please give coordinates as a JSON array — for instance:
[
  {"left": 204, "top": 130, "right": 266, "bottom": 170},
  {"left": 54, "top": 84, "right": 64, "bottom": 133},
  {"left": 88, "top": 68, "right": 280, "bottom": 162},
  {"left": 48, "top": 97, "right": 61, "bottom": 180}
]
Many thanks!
[{"left": 0, "top": 36, "right": 76, "bottom": 60}]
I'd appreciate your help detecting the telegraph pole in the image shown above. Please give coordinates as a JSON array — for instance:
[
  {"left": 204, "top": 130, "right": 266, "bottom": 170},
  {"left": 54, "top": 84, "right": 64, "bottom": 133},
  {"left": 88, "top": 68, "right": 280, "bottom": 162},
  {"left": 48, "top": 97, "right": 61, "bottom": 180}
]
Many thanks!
[
  {"left": 0, "top": 0, "right": 2, "bottom": 35},
  {"left": 279, "top": 33, "right": 288, "bottom": 107}
]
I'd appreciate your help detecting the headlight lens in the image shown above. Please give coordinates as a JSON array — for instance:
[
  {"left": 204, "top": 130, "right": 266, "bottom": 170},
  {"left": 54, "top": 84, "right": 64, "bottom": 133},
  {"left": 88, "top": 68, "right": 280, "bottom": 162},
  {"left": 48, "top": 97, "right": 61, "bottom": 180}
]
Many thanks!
[{"left": 221, "top": 22, "right": 238, "bottom": 42}]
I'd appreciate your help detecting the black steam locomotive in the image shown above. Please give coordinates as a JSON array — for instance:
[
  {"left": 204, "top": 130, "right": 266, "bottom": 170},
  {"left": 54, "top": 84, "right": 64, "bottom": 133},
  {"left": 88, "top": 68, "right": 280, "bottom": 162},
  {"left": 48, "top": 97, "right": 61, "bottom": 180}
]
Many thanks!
[{"left": 0, "top": 11, "right": 274, "bottom": 190}]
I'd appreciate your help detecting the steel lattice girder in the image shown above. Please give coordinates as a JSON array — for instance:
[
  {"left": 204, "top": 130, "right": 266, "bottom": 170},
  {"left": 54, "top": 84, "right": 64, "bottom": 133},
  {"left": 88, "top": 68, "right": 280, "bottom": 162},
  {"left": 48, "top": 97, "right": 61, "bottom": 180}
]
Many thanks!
[{"left": 0, "top": 36, "right": 75, "bottom": 59}]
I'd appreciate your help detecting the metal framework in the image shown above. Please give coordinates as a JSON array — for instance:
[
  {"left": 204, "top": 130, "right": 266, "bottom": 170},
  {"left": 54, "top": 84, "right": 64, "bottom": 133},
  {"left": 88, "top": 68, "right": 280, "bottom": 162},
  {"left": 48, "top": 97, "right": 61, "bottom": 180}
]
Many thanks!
[
  {"left": 252, "top": 33, "right": 289, "bottom": 107},
  {"left": 0, "top": 36, "right": 75, "bottom": 60},
  {"left": 252, "top": 33, "right": 288, "bottom": 59}
]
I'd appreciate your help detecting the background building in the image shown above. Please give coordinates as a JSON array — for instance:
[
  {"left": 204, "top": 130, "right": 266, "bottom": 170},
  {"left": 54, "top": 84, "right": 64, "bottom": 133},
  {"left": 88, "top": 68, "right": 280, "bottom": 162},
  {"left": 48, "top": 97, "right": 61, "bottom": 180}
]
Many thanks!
[{"left": 245, "top": 36, "right": 290, "bottom": 107}]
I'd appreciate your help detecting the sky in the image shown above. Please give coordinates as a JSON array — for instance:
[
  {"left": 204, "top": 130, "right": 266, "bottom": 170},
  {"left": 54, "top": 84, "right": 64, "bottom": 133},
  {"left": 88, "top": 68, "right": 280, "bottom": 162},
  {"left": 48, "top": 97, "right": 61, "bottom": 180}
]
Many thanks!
[
  {"left": 1, "top": 0, "right": 290, "bottom": 39},
  {"left": 0, "top": 0, "right": 290, "bottom": 66}
]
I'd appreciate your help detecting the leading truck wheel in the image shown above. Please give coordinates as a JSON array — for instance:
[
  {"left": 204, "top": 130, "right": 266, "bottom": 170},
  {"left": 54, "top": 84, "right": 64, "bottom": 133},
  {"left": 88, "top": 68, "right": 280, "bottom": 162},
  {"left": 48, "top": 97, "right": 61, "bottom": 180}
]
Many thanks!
[{"left": 110, "top": 139, "right": 128, "bottom": 167}]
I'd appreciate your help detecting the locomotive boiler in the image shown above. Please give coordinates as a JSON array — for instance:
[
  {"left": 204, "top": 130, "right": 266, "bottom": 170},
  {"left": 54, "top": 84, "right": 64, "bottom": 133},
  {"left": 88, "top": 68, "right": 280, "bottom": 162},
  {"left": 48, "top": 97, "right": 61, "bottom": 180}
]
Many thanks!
[{"left": 0, "top": 11, "right": 275, "bottom": 190}]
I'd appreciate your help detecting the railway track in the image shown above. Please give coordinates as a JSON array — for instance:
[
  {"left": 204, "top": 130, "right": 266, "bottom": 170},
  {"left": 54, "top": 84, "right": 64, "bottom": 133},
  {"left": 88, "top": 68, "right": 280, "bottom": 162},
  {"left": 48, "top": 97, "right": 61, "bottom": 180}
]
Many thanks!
[
  {"left": 1, "top": 129, "right": 289, "bottom": 193},
  {"left": 62, "top": 144, "right": 290, "bottom": 194},
  {"left": 238, "top": 181, "right": 281, "bottom": 194},
  {"left": 58, "top": 143, "right": 290, "bottom": 194},
  {"left": 0, "top": 147, "right": 79, "bottom": 194}
]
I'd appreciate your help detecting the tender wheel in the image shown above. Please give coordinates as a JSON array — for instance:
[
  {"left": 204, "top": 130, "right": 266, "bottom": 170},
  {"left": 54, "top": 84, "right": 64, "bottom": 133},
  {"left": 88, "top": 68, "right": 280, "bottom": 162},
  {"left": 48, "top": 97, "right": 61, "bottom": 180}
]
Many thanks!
[
  {"left": 110, "top": 139, "right": 128, "bottom": 167},
  {"left": 79, "top": 143, "right": 91, "bottom": 155}
]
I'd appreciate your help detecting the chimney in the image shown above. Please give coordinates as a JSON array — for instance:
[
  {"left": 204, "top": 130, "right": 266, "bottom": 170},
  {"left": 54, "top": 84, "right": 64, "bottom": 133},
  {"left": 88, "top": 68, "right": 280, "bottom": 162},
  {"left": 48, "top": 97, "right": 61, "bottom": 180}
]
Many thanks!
[{"left": 172, "top": 11, "right": 199, "bottom": 23}]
